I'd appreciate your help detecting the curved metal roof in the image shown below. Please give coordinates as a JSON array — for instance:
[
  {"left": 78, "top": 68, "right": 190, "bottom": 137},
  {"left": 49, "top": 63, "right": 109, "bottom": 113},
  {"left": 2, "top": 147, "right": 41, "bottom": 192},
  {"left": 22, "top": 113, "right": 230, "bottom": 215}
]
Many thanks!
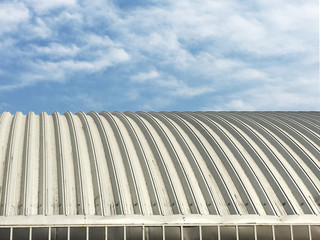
[{"left": 0, "top": 111, "right": 319, "bottom": 224}]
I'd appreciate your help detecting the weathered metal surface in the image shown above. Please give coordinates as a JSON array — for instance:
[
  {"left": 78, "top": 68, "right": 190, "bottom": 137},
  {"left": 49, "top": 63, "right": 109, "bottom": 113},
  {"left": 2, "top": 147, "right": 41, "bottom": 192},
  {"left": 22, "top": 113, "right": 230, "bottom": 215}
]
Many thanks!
[{"left": 0, "top": 111, "right": 319, "bottom": 223}]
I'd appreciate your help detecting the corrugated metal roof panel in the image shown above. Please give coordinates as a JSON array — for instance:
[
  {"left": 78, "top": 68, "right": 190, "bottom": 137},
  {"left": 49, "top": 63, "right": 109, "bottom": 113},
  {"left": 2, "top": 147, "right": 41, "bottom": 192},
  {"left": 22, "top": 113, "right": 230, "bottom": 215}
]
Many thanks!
[{"left": 0, "top": 111, "right": 319, "bottom": 221}]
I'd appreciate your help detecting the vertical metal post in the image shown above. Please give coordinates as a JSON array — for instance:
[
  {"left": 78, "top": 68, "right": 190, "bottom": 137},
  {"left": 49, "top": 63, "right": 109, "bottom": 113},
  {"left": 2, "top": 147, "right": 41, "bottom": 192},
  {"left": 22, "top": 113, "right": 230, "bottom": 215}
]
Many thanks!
[
  {"left": 67, "top": 226, "right": 70, "bottom": 240},
  {"left": 29, "top": 227, "right": 32, "bottom": 240},
  {"left": 86, "top": 226, "right": 89, "bottom": 240},
  {"left": 142, "top": 226, "right": 145, "bottom": 240},
  {"left": 254, "top": 225, "right": 257, "bottom": 240},
  {"left": 272, "top": 225, "right": 275, "bottom": 240},
  {"left": 105, "top": 226, "right": 108, "bottom": 240},
  {"left": 236, "top": 225, "right": 239, "bottom": 240},
  {"left": 124, "top": 226, "right": 126, "bottom": 240},
  {"left": 199, "top": 226, "right": 202, "bottom": 240},
  {"left": 308, "top": 225, "right": 312, "bottom": 240},
  {"left": 162, "top": 226, "right": 165, "bottom": 240},
  {"left": 48, "top": 227, "right": 51, "bottom": 240},
  {"left": 218, "top": 225, "right": 221, "bottom": 240},
  {"left": 10, "top": 227, "right": 13, "bottom": 240},
  {"left": 290, "top": 225, "right": 293, "bottom": 240},
  {"left": 180, "top": 226, "right": 183, "bottom": 240}
]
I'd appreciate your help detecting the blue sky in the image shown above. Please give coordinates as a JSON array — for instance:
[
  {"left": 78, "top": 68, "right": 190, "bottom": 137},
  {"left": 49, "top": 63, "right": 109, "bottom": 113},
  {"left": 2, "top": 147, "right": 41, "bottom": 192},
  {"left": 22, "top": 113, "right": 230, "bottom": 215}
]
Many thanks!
[{"left": 0, "top": 0, "right": 318, "bottom": 114}]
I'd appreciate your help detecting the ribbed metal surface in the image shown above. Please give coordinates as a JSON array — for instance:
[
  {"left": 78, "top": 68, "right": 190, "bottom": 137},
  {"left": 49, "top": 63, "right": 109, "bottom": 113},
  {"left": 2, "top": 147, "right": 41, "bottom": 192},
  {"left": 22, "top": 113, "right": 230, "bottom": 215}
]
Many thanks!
[{"left": 0, "top": 111, "right": 319, "bottom": 217}]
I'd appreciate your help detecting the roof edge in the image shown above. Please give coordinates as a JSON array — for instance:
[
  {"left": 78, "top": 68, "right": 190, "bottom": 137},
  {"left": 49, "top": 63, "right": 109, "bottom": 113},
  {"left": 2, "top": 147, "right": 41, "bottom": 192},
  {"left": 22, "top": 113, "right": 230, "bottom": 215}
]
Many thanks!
[{"left": 0, "top": 215, "right": 319, "bottom": 226}]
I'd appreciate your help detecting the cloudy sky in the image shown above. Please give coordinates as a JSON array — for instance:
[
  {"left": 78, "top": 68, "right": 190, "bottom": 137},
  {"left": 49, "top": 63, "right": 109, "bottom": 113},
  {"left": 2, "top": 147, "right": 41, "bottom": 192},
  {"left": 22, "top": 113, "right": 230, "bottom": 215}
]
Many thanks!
[{"left": 0, "top": 0, "right": 318, "bottom": 113}]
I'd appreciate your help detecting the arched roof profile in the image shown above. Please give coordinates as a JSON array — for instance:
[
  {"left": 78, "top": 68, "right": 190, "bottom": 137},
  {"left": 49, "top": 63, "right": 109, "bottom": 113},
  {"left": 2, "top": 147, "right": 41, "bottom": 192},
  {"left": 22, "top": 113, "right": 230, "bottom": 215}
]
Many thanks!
[{"left": 0, "top": 111, "right": 319, "bottom": 226}]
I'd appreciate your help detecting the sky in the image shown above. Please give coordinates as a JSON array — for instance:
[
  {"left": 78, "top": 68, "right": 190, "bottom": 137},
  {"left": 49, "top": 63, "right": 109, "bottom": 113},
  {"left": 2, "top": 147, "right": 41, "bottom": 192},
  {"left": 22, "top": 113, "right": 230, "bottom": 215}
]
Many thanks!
[{"left": 0, "top": 0, "right": 318, "bottom": 114}]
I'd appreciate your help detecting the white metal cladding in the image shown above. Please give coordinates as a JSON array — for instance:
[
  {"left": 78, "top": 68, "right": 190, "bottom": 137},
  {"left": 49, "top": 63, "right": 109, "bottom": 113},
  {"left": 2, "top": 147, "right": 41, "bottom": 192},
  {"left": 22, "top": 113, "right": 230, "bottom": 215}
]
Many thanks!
[{"left": 0, "top": 111, "right": 319, "bottom": 221}]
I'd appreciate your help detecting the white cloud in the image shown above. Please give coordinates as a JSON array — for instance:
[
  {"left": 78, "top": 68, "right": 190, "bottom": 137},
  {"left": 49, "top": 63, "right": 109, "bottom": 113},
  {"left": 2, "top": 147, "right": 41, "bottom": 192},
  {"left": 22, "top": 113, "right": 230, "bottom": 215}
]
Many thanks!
[
  {"left": 173, "top": 85, "right": 214, "bottom": 98},
  {"left": 0, "top": 79, "right": 37, "bottom": 91},
  {"left": 226, "top": 15, "right": 266, "bottom": 44},
  {"left": 108, "top": 48, "right": 130, "bottom": 63},
  {"left": 0, "top": 2, "right": 30, "bottom": 35},
  {"left": 131, "top": 71, "right": 214, "bottom": 99},
  {"left": 60, "top": 59, "right": 105, "bottom": 72},
  {"left": 155, "top": 77, "right": 215, "bottom": 98},
  {"left": 85, "top": 34, "right": 115, "bottom": 47},
  {"left": 212, "top": 79, "right": 319, "bottom": 111},
  {"left": 0, "top": 3, "right": 29, "bottom": 24},
  {"left": 20, "top": 47, "right": 130, "bottom": 83},
  {"left": 247, "top": 87, "right": 319, "bottom": 110},
  {"left": 131, "top": 70, "right": 160, "bottom": 83},
  {"left": 189, "top": 53, "right": 244, "bottom": 80},
  {"left": 26, "top": 0, "right": 77, "bottom": 13},
  {"left": 231, "top": 68, "right": 267, "bottom": 81},
  {"left": 121, "top": 0, "right": 316, "bottom": 60},
  {"left": 0, "top": 38, "right": 16, "bottom": 51},
  {"left": 34, "top": 43, "right": 80, "bottom": 56},
  {"left": 27, "top": 18, "right": 52, "bottom": 38},
  {"left": 54, "top": 11, "right": 82, "bottom": 23},
  {"left": 225, "top": 99, "right": 256, "bottom": 111},
  {"left": 0, "top": 46, "right": 130, "bottom": 90},
  {"left": 0, "top": 0, "right": 317, "bottom": 111},
  {"left": 223, "top": 2, "right": 316, "bottom": 56},
  {"left": 212, "top": 58, "right": 242, "bottom": 71}
]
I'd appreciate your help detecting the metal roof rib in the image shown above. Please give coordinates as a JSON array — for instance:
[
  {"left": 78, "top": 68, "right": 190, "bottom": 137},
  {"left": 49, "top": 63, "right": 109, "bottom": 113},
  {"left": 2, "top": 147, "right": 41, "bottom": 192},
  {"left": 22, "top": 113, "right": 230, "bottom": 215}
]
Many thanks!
[{"left": 0, "top": 111, "right": 319, "bottom": 226}]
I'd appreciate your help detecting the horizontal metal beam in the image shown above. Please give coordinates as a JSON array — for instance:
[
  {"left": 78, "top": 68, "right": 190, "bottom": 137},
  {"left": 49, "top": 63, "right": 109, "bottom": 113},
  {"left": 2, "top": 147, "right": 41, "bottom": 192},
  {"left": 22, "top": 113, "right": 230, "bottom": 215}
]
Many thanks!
[{"left": 0, "top": 215, "right": 319, "bottom": 226}]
